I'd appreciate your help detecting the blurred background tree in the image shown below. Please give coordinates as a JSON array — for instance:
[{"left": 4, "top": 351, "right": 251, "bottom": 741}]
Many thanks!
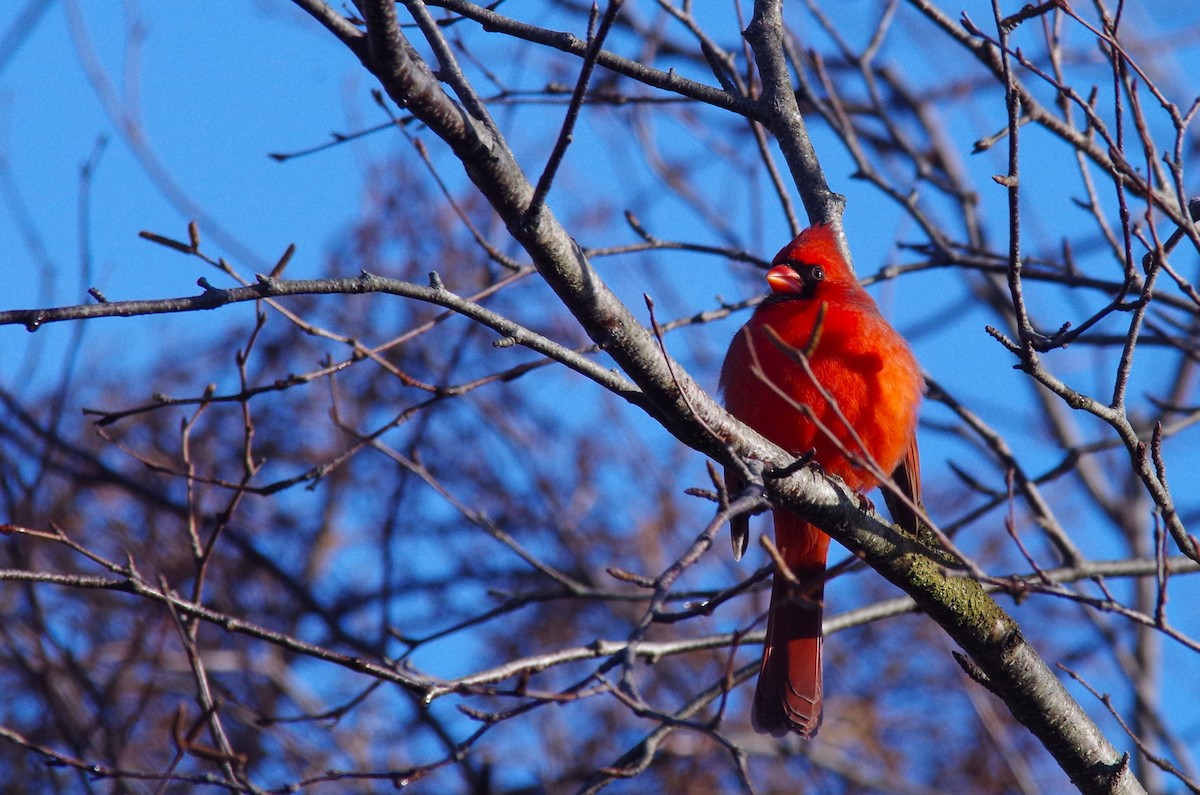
[{"left": 1, "top": 1, "right": 1199, "bottom": 793}]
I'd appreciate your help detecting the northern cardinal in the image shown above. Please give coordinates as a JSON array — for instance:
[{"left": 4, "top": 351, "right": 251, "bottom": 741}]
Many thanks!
[{"left": 720, "top": 224, "right": 923, "bottom": 738}]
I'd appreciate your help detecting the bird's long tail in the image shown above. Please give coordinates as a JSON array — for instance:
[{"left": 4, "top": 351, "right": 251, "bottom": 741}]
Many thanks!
[{"left": 752, "top": 511, "right": 829, "bottom": 738}]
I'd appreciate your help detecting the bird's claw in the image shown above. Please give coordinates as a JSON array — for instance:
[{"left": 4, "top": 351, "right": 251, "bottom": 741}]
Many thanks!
[
  {"left": 767, "top": 449, "right": 817, "bottom": 480},
  {"left": 731, "top": 522, "right": 749, "bottom": 561},
  {"left": 726, "top": 458, "right": 770, "bottom": 561}
]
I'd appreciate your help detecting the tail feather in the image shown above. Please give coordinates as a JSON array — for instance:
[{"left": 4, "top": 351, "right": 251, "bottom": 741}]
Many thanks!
[{"left": 753, "top": 514, "right": 828, "bottom": 738}]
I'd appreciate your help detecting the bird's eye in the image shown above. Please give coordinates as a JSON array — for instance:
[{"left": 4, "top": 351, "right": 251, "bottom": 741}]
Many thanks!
[{"left": 806, "top": 265, "right": 825, "bottom": 283}]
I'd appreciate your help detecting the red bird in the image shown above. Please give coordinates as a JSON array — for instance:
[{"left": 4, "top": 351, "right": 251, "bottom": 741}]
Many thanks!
[{"left": 720, "top": 224, "right": 923, "bottom": 738}]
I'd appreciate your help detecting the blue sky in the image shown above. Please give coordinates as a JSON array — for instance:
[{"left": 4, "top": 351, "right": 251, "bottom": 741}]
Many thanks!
[{"left": 2, "top": 3, "right": 370, "bottom": 371}]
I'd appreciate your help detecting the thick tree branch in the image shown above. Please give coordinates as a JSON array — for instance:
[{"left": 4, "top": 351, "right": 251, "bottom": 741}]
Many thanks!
[{"left": 744, "top": 0, "right": 844, "bottom": 232}]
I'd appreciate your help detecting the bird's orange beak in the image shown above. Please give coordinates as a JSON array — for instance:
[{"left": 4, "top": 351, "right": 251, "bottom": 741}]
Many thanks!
[{"left": 766, "top": 265, "right": 805, "bottom": 295}]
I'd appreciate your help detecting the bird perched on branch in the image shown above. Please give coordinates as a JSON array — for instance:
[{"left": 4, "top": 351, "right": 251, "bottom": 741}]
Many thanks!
[{"left": 720, "top": 223, "right": 923, "bottom": 738}]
